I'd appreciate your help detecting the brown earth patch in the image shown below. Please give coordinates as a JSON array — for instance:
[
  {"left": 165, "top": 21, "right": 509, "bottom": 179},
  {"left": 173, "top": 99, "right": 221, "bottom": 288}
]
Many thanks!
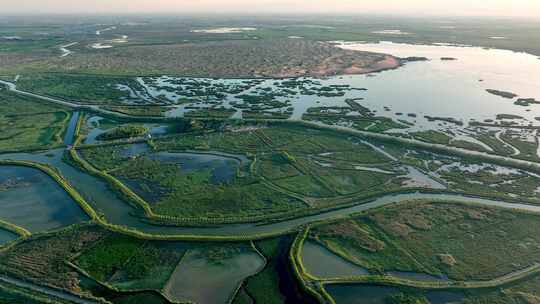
[
  {"left": 315, "top": 220, "right": 385, "bottom": 253},
  {"left": 5, "top": 39, "right": 400, "bottom": 78},
  {"left": 406, "top": 215, "right": 432, "bottom": 230},
  {"left": 466, "top": 209, "right": 490, "bottom": 220},
  {"left": 438, "top": 254, "right": 457, "bottom": 266},
  {"left": 386, "top": 222, "right": 414, "bottom": 238}
]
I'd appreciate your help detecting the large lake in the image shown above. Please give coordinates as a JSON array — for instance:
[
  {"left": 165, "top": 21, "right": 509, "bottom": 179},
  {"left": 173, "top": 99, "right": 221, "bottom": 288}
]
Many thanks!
[
  {"left": 337, "top": 41, "right": 540, "bottom": 126},
  {"left": 132, "top": 41, "right": 540, "bottom": 136}
]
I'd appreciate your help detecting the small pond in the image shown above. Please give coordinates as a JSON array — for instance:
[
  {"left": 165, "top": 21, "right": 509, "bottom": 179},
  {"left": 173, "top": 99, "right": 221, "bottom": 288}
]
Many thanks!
[
  {"left": 150, "top": 151, "right": 247, "bottom": 185},
  {"left": 0, "top": 165, "right": 88, "bottom": 233},
  {"left": 0, "top": 228, "right": 18, "bottom": 246},
  {"left": 164, "top": 247, "right": 265, "bottom": 304},
  {"left": 301, "top": 241, "right": 369, "bottom": 279}
]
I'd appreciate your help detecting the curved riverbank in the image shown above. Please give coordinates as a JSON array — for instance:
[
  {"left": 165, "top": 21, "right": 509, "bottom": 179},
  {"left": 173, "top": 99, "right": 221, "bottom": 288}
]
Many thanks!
[
  {"left": 2, "top": 153, "right": 540, "bottom": 241},
  {"left": 0, "top": 219, "right": 31, "bottom": 239},
  {"left": 0, "top": 275, "right": 105, "bottom": 304},
  {"left": 290, "top": 226, "right": 540, "bottom": 304}
]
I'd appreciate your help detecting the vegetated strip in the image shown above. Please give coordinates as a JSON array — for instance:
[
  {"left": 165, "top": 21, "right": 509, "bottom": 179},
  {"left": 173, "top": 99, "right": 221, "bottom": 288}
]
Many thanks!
[
  {"left": 289, "top": 227, "right": 336, "bottom": 304},
  {"left": 75, "top": 141, "right": 401, "bottom": 226},
  {"left": 319, "top": 263, "right": 540, "bottom": 291},
  {"left": 55, "top": 110, "right": 73, "bottom": 143},
  {"left": 0, "top": 275, "right": 106, "bottom": 304},
  {"left": 0, "top": 219, "right": 31, "bottom": 239},
  {"left": 76, "top": 145, "right": 450, "bottom": 226}
]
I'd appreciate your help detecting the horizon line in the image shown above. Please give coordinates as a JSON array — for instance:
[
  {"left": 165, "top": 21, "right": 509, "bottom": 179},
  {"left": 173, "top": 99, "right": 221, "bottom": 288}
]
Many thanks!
[{"left": 1, "top": 12, "right": 540, "bottom": 20}]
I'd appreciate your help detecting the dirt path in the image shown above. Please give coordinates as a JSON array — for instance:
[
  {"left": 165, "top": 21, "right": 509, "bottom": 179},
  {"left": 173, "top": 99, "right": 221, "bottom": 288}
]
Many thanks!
[
  {"left": 320, "top": 263, "right": 540, "bottom": 290},
  {"left": 495, "top": 130, "right": 520, "bottom": 156},
  {"left": 0, "top": 275, "right": 104, "bottom": 304}
]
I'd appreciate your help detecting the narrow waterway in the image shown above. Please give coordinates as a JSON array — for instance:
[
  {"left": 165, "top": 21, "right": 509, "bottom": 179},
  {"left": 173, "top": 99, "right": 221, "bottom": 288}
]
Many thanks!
[
  {"left": 64, "top": 111, "right": 80, "bottom": 145},
  {"left": 1, "top": 149, "right": 540, "bottom": 238},
  {"left": 0, "top": 276, "right": 101, "bottom": 304},
  {"left": 3, "top": 77, "right": 540, "bottom": 178}
]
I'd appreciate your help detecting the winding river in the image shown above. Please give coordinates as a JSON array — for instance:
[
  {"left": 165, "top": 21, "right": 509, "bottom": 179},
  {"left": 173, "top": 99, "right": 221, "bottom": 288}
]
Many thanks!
[{"left": 1, "top": 149, "right": 540, "bottom": 238}]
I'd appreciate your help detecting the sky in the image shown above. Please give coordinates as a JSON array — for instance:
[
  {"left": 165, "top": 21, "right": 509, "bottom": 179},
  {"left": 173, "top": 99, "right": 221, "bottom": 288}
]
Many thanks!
[{"left": 4, "top": 0, "right": 540, "bottom": 17}]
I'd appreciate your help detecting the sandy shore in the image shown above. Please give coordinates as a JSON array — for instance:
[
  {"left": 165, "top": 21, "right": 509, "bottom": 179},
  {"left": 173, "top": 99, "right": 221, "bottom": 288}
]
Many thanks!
[
  {"left": 275, "top": 54, "right": 400, "bottom": 78},
  {"left": 273, "top": 42, "right": 402, "bottom": 78},
  {"left": 342, "top": 55, "right": 401, "bottom": 75}
]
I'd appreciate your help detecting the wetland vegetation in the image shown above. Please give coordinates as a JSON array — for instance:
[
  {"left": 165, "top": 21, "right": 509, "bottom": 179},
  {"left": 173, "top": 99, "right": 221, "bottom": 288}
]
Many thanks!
[
  {"left": 1, "top": 13, "right": 540, "bottom": 304},
  {"left": 0, "top": 90, "right": 69, "bottom": 152},
  {"left": 308, "top": 201, "right": 540, "bottom": 280}
]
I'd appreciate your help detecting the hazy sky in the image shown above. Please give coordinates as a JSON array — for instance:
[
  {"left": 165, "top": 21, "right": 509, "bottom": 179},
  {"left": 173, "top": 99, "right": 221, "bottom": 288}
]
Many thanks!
[{"left": 5, "top": 0, "right": 540, "bottom": 17}]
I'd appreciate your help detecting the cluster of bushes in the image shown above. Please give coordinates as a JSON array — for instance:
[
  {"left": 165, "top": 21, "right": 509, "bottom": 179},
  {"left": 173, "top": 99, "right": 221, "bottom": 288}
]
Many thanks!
[{"left": 97, "top": 125, "right": 149, "bottom": 140}]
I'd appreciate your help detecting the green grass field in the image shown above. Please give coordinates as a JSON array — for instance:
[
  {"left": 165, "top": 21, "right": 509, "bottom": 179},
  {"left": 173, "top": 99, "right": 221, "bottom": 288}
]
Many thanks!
[
  {"left": 17, "top": 74, "right": 146, "bottom": 105},
  {"left": 80, "top": 124, "right": 407, "bottom": 220},
  {"left": 0, "top": 89, "right": 70, "bottom": 152},
  {"left": 312, "top": 201, "right": 540, "bottom": 280},
  {"left": 0, "top": 225, "right": 108, "bottom": 291},
  {"left": 75, "top": 234, "right": 186, "bottom": 290}
]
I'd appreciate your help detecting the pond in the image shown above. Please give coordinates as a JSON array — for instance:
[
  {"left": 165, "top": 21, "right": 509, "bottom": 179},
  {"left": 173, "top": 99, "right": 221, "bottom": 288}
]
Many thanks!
[
  {"left": 118, "top": 142, "right": 152, "bottom": 158},
  {"left": 115, "top": 142, "right": 248, "bottom": 185},
  {"left": 0, "top": 228, "right": 18, "bottom": 246},
  {"left": 0, "top": 165, "right": 88, "bottom": 233},
  {"left": 150, "top": 151, "right": 248, "bottom": 185},
  {"left": 163, "top": 246, "right": 265, "bottom": 304},
  {"left": 302, "top": 240, "right": 450, "bottom": 282},
  {"left": 301, "top": 240, "right": 369, "bottom": 279}
]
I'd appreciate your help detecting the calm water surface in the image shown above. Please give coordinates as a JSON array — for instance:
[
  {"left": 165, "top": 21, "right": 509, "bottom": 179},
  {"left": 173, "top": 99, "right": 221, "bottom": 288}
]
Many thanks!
[
  {"left": 0, "top": 165, "right": 88, "bottom": 232},
  {"left": 164, "top": 247, "right": 264, "bottom": 304},
  {"left": 326, "top": 284, "right": 464, "bottom": 304},
  {"left": 301, "top": 241, "right": 369, "bottom": 278},
  {"left": 133, "top": 42, "right": 540, "bottom": 135},
  {"left": 0, "top": 228, "right": 18, "bottom": 246}
]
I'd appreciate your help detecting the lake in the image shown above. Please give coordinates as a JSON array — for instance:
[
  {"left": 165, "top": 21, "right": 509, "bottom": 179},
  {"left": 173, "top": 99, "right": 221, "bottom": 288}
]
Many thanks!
[{"left": 129, "top": 41, "right": 540, "bottom": 138}]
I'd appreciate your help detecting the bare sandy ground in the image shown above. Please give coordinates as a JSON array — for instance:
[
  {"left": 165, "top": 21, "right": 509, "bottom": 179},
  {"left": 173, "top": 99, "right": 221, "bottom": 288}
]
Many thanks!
[{"left": 276, "top": 53, "right": 400, "bottom": 78}]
